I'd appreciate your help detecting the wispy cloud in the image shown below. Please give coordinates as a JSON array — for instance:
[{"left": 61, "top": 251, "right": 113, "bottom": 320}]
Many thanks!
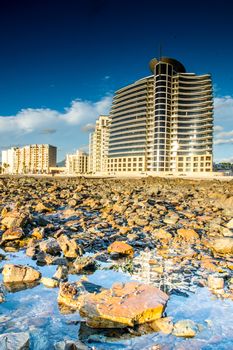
[{"left": 81, "top": 123, "right": 96, "bottom": 133}]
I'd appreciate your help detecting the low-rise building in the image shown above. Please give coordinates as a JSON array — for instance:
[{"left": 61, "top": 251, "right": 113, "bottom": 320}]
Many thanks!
[{"left": 66, "top": 150, "right": 88, "bottom": 175}]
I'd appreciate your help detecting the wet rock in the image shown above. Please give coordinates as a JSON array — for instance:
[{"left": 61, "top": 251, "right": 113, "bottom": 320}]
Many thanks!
[
  {"left": 40, "top": 277, "right": 59, "bottom": 288},
  {"left": 208, "top": 275, "right": 224, "bottom": 290},
  {"left": 39, "top": 238, "right": 61, "bottom": 255},
  {"left": 54, "top": 340, "right": 89, "bottom": 350},
  {"left": 149, "top": 317, "right": 173, "bottom": 334},
  {"left": 107, "top": 241, "right": 134, "bottom": 257},
  {"left": 80, "top": 281, "right": 169, "bottom": 328},
  {"left": 0, "top": 332, "right": 30, "bottom": 350},
  {"left": 1, "top": 227, "right": 24, "bottom": 243},
  {"left": 57, "top": 281, "right": 88, "bottom": 310},
  {"left": 31, "top": 227, "right": 45, "bottom": 240},
  {"left": 53, "top": 265, "right": 68, "bottom": 281},
  {"left": 172, "top": 319, "right": 198, "bottom": 338},
  {"left": 2, "top": 264, "right": 41, "bottom": 283},
  {"left": 73, "top": 256, "right": 97, "bottom": 273},
  {"left": 57, "top": 234, "right": 83, "bottom": 258},
  {"left": 0, "top": 283, "right": 6, "bottom": 303}
]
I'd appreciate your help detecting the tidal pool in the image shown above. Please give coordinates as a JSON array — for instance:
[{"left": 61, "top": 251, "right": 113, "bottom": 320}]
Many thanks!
[{"left": 1, "top": 249, "right": 233, "bottom": 349}]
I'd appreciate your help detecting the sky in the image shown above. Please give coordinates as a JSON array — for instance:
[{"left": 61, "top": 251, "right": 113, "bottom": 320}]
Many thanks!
[{"left": 0, "top": 0, "right": 232, "bottom": 162}]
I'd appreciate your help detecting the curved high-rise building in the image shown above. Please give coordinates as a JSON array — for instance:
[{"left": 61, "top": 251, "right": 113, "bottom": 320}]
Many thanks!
[{"left": 108, "top": 57, "right": 213, "bottom": 174}]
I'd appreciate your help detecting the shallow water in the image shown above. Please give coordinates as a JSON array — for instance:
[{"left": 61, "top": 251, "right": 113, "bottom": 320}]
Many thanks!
[{"left": 1, "top": 249, "right": 233, "bottom": 349}]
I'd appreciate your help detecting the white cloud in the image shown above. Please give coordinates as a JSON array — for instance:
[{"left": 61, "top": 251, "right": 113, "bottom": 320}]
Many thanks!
[
  {"left": 214, "top": 96, "right": 233, "bottom": 122},
  {"left": 0, "top": 95, "right": 112, "bottom": 135}
]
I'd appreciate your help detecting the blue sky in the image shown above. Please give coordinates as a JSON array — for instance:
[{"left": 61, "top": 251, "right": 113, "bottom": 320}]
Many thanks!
[{"left": 0, "top": 0, "right": 232, "bottom": 161}]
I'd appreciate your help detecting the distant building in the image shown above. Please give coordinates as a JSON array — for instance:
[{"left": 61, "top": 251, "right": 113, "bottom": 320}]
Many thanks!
[
  {"left": 66, "top": 150, "right": 88, "bottom": 175},
  {"left": 89, "top": 115, "right": 110, "bottom": 174},
  {"left": 1, "top": 144, "right": 57, "bottom": 174},
  {"left": 2, "top": 148, "right": 15, "bottom": 174},
  {"left": 108, "top": 57, "right": 213, "bottom": 174}
]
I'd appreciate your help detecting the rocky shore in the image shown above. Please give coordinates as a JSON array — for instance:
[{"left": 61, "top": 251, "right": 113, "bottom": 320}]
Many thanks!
[{"left": 0, "top": 176, "right": 233, "bottom": 349}]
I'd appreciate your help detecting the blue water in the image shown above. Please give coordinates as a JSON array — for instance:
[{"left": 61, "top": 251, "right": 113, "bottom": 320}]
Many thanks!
[{"left": 1, "top": 249, "right": 233, "bottom": 349}]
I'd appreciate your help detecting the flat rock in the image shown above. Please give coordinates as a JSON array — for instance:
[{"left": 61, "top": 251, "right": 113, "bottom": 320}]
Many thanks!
[
  {"left": 177, "top": 229, "right": 199, "bottom": 242},
  {"left": 107, "top": 241, "right": 134, "bottom": 257},
  {"left": 210, "top": 238, "right": 233, "bottom": 255},
  {"left": 1, "top": 227, "right": 24, "bottom": 242},
  {"left": 79, "top": 281, "right": 169, "bottom": 328},
  {"left": 54, "top": 340, "right": 89, "bottom": 350},
  {"left": 40, "top": 277, "right": 59, "bottom": 288},
  {"left": 2, "top": 264, "right": 41, "bottom": 283},
  {"left": 0, "top": 332, "right": 29, "bottom": 350},
  {"left": 74, "top": 256, "right": 97, "bottom": 273}
]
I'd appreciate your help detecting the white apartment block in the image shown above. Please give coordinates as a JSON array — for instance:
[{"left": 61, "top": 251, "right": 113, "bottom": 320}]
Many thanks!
[
  {"left": 89, "top": 115, "right": 110, "bottom": 174},
  {"left": 108, "top": 57, "right": 213, "bottom": 175},
  {"left": 1, "top": 144, "right": 57, "bottom": 174},
  {"left": 66, "top": 150, "right": 88, "bottom": 175}
]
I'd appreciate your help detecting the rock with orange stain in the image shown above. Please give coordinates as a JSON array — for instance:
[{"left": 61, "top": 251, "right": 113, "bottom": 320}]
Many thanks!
[
  {"left": 107, "top": 241, "right": 134, "bottom": 257},
  {"left": 79, "top": 281, "right": 169, "bottom": 328}
]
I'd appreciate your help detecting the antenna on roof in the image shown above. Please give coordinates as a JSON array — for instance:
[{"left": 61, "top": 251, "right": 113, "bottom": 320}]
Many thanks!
[{"left": 159, "top": 44, "right": 162, "bottom": 61}]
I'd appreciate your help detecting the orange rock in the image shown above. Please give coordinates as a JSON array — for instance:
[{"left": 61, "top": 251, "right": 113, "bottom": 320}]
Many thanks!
[
  {"left": 80, "top": 281, "right": 169, "bottom": 328},
  {"left": 177, "top": 228, "right": 199, "bottom": 242},
  {"left": 107, "top": 241, "right": 134, "bottom": 256},
  {"left": 2, "top": 227, "right": 24, "bottom": 242}
]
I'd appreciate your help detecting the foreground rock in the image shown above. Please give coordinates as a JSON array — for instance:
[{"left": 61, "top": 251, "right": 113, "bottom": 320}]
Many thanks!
[
  {"left": 210, "top": 238, "right": 233, "bottom": 255},
  {"left": 172, "top": 319, "right": 198, "bottom": 338},
  {"left": 1, "top": 227, "right": 24, "bottom": 243},
  {"left": 107, "top": 241, "right": 134, "bottom": 257},
  {"left": 57, "top": 234, "right": 82, "bottom": 258},
  {"left": 54, "top": 340, "right": 89, "bottom": 350},
  {"left": 80, "top": 281, "right": 169, "bottom": 328},
  {"left": 74, "top": 256, "right": 97, "bottom": 273},
  {"left": 0, "top": 332, "right": 29, "bottom": 349},
  {"left": 2, "top": 264, "right": 41, "bottom": 283}
]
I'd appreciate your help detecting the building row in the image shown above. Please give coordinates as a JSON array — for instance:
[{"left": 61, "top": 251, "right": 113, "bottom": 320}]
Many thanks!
[
  {"left": 88, "top": 56, "right": 213, "bottom": 175},
  {"left": 1, "top": 56, "right": 214, "bottom": 176},
  {"left": 1, "top": 144, "right": 57, "bottom": 174}
]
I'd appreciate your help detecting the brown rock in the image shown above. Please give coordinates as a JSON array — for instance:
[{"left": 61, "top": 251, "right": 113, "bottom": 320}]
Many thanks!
[
  {"left": 57, "top": 282, "right": 87, "bottom": 310},
  {"left": 79, "top": 281, "right": 169, "bottom": 328},
  {"left": 150, "top": 317, "right": 173, "bottom": 334},
  {"left": 210, "top": 238, "right": 233, "bottom": 255},
  {"left": 2, "top": 264, "right": 41, "bottom": 283},
  {"left": 1, "top": 211, "right": 27, "bottom": 229},
  {"left": 208, "top": 275, "right": 224, "bottom": 290},
  {"left": 172, "top": 319, "right": 198, "bottom": 338},
  {"left": 1, "top": 227, "right": 24, "bottom": 242},
  {"left": 177, "top": 228, "right": 199, "bottom": 242},
  {"left": 35, "top": 202, "right": 53, "bottom": 213},
  {"left": 107, "top": 241, "right": 134, "bottom": 257},
  {"left": 57, "top": 234, "right": 82, "bottom": 258}
]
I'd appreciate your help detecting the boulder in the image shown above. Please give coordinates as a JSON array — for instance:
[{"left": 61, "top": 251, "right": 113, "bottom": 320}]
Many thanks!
[
  {"left": 226, "top": 218, "right": 233, "bottom": 229},
  {"left": 172, "top": 319, "right": 198, "bottom": 338},
  {"left": 1, "top": 211, "right": 27, "bottom": 229},
  {"left": 79, "top": 281, "right": 169, "bottom": 328},
  {"left": 57, "top": 234, "right": 82, "bottom": 258},
  {"left": 54, "top": 340, "right": 89, "bottom": 350},
  {"left": 57, "top": 281, "right": 87, "bottom": 310},
  {"left": 40, "top": 277, "right": 59, "bottom": 288},
  {"left": 149, "top": 317, "right": 173, "bottom": 334},
  {"left": 74, "top": 256, "right": 97, "bottom": 273},
  {"left": 177, "top": 229, "right": 199, "bottom": 242},
  {"left": 53, "top": 265, "right": 68, "bottom": 281},
  {"left": 2, "top": 264, "right": 41, "bottom": 283},
  {"left": 210, "top": 238, "right": 233, "bottom": 255},
  {"left": 1, "top": 227, "right": 24, "bottom": 242},
  {"left": 0, "top": 332, "right": 29, "bottom": 350},
  {"left": 208, "top": 275, "right": 224, "bottom": 290},
  {"left": 107, "top": 241, "right": 134, "bottom": 257},
  {"left": 35, "top": 202, "right": 53, "bottom": 213},
  {"left": 39, "top": 238, "right": 61, "bottom": 255}
]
